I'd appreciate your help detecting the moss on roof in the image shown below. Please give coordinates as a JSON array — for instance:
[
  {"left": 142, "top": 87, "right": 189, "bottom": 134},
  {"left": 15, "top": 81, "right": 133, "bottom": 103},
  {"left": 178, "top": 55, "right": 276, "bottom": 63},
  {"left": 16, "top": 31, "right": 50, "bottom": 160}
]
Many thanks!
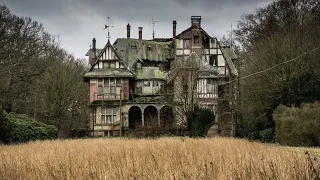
[
  {"left": 85, "top": 49, "right": 103, "bottom": 56},
  {"left": 198, "top": 64, "right": 219, "bottom": 78},
  {"left": 113, "top": 38, "right": 173, "bottom": 70},
  {"left": 83, "top": 69, "right": 134, "bottom": 79},
  {"left": 221, "top": 47, "right": 238, "bottom": 77},
  {"left": 136, "top": 67, "right": 168, "bottom": 80}
]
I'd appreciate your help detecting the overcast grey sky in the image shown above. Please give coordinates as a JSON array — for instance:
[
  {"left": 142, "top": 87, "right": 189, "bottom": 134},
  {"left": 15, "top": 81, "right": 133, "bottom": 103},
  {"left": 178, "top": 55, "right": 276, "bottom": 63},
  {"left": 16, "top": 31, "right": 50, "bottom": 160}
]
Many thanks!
[{"left": 1, "top": 0, "right": 272, "bottom": 59}]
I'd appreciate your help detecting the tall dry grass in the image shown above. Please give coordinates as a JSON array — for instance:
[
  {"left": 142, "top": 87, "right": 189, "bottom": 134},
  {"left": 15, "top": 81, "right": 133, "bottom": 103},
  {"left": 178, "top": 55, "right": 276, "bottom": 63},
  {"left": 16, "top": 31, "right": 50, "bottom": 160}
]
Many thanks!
[{"left": 0, "top": 137, "right": 319, "bottom": 180}]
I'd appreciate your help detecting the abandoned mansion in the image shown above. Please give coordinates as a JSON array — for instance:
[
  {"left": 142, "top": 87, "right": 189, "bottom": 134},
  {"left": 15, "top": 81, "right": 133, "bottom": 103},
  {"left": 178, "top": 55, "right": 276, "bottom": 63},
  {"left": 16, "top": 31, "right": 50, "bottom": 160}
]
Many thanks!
[{"left": 83, "top": 16, "right": 239, "bottom": 137}]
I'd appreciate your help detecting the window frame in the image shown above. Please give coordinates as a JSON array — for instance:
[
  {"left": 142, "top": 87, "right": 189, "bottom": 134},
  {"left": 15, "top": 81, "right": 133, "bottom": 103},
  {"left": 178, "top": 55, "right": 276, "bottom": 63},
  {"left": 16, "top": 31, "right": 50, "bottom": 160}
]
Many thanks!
[
  {"left": 100, "top": 107, "right": 117, "bottom": 125},
  {"left": 209, "top": 55, "right": 218, "bottom": 66},
  {"left": 96, "top": 78, "right": 122, "bottom": 99}
]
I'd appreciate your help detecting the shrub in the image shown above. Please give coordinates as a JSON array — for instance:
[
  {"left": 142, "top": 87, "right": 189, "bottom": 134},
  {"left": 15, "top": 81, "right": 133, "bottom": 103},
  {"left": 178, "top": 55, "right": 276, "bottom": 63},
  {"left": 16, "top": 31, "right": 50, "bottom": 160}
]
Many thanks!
[
  {"left": 273, "top": 103, "right": 320, "bottom": 146},
  {"left": 0, "top": 107, "right": 10, "bottom": 142},
  {"left": 0, "top": 112, "right": 57, "bottom": 144},
  {"left": 187, "top": 106, "right": 215, "bottom": 137}
]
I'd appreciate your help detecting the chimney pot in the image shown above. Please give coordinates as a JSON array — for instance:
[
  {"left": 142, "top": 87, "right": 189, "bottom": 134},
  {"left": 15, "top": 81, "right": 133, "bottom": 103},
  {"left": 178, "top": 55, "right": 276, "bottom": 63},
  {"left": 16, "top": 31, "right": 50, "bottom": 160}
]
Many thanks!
[
  {"left": 173, "top": 20, "right": 177, "bottom": 38},
  {"left": 191, "top": 16, "right": 201, "bottom": 27},
  {"left": 138, "top": 27, "right": 143, "bottom": 40},
  {"left": 127, "top": 23, "right": 131, "bottom": 39},
  {"left": 92, "top": 38, "right": 97, "bottom": 65}
]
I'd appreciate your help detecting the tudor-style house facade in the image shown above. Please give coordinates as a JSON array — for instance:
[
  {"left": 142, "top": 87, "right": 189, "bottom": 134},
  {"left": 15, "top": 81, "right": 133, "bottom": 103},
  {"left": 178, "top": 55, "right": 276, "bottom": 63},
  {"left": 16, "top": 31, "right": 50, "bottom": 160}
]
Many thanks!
[{"left": 84, "top": 16, "right": 238, "bottom": 137}]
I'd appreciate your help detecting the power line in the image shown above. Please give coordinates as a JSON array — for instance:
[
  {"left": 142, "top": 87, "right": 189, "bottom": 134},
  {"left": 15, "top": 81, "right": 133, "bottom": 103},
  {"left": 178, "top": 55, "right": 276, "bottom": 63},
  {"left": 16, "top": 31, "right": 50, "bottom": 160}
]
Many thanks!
[{"left": 220, "top": 46, "right": 320, "bottom": 85}]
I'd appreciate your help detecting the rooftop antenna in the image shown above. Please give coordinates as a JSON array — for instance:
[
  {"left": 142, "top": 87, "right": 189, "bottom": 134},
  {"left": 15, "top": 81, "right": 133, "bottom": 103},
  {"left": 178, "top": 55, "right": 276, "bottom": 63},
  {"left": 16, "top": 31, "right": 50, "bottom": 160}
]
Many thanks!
[
  {"left": 104, "top": 17, "right": 114, "bottom": 41},
  {"left": 149, "top": 16, "right": 159, "bottom": 39},
  {"left": 230, "top": 23, "right": 233, "bottom": 47}
]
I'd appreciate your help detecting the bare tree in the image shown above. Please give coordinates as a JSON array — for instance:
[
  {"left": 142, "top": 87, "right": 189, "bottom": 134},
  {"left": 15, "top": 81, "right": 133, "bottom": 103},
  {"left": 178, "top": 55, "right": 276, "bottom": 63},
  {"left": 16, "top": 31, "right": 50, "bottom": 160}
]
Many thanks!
[
  {"left": 170, "top": 53, "right": 200, "bottom": 128},
  {"left": 0, "top": 5, "right": 89, "bottom": 137},
  {"left": 234, "top": 0, "right": 320, "bottom": 140}
]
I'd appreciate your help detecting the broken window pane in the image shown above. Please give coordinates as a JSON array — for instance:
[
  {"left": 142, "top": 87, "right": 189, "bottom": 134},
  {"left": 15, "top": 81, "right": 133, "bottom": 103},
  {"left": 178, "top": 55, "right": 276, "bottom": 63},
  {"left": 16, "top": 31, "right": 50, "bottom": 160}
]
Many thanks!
[
  {"left": 136, "top": 81, "right": 143, "bottom": 87},
  {"left": 110, "top": 78, "right": 116, "bottom": 85},
  {"left": 116, "top": 78, "right": 121, "bottom": 84},
  {"left": 144, "top": 81, "right": 150, "bottom": 87},
  {"left": 209, "top": 55, "right": 218, "bottom": 66},
  {"left": 153, "top": 81, "right": 158, "bottom": 86}
]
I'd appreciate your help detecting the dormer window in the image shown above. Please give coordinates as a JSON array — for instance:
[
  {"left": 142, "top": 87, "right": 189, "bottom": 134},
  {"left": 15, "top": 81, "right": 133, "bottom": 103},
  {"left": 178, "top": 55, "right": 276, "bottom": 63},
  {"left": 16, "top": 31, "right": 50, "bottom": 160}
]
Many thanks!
[
  {"left": 136, "top": 62, "right": 142, "bottom": 69},
  {"left": 131, "top": 43, "right": 137, "bottom": 49},
  {"left": 211, "top": 39, "right": 216, "bottom": 46},
  {"left": 209, "top": 55, "right": 218, "bottom": 66},
  {"left": 147, "top": 45, "right": 152, "bottom": 51}
]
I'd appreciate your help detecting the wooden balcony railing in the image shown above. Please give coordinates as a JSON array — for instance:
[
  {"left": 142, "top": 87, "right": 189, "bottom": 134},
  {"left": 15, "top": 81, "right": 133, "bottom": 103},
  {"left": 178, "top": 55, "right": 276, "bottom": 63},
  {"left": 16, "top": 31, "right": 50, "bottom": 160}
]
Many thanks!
[{"left": 90, "top": 92, "right": 128, "bottom": 103}]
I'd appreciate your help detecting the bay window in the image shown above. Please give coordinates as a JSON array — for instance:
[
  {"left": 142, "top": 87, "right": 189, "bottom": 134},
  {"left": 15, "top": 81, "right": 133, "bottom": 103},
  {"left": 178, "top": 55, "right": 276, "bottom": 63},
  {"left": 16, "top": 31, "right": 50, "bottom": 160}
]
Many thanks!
[
  {"left": 96, "top": 78, "right": 127, "bottom": 100},
  {"left": 197, "top": 79, "right": 218, "bottom": 98}
]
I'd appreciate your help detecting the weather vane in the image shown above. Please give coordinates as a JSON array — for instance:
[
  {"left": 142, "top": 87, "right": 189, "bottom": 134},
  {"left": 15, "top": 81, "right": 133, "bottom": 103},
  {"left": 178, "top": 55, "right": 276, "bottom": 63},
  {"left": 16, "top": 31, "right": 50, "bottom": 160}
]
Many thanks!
[
  {"left": 104, "top": 17, "right": 114, "bottom": 40},
  {"left": 149, "top": 16, "right": 159, "bottom": 39}
]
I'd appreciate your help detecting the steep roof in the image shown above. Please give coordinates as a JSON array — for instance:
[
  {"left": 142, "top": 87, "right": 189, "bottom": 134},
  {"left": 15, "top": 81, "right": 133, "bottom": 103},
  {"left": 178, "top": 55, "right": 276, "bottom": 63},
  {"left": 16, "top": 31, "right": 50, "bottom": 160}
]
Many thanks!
[
  {"left": 84, "top": 40, "right": 134, "bottom": 80},
  {"left": 85, "top": 49, "right": 103, "bottom": 56},
  {"left": 220, "top": 46, "right": 238, "bottom": 77},
  {"left": 83, "top": 69, "right": 134, "bottom": 78},
  {"left": 113, "top": 38, "right": 173, "bottom": 70},
  {"left": 198, "top": 64, "right": 219, "bottom": 78},
  {"left": 176, "top": 25, "right": 212, "bottom": 39}
]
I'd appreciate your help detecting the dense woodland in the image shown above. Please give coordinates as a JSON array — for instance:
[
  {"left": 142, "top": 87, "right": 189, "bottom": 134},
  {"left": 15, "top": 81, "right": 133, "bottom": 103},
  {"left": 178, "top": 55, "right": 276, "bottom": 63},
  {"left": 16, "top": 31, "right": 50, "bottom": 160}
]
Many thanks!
[
  {"left": 234, "top": 0, "right": 320, "bottom": 145},
  {"left": 0, "top": 5, "right": 88, "bottom": 138},
  {"left": 1, "top": 0, "right": 320, "bottom": 145}
]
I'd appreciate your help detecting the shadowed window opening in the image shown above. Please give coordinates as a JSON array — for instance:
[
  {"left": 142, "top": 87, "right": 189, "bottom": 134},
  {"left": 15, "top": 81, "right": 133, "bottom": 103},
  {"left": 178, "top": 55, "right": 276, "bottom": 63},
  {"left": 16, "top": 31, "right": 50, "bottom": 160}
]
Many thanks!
[
  {"left": 129, "top": 106, "right": 142, "bottom": 129},
  {"left": 160, "top": 106, "right": 173, "bottom": 128},
  {"left": 144, "top": 106, "right": 158, "bottom": 128}
]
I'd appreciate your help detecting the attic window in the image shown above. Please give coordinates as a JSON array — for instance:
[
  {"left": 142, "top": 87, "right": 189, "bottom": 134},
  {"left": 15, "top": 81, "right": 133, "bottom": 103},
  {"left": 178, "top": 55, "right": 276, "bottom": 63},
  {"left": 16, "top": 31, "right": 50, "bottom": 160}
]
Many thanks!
[
  {"left": 147, "top": 45, "right": 152, "bottom": 51},
  {"left": 136, "top": 62, "right": 142, "bottom": 69},
  {"left": 211, "top": 39, "right": 216, "bottom": 45},
  {"left": 131, "top": 43, "right": 137, "bottom": 49},
  {"left": 194, "top": 31, "right": 199, "bottom": 37},
  {"left": 209, "top": 55, "right": 218, "bottom": 66}
]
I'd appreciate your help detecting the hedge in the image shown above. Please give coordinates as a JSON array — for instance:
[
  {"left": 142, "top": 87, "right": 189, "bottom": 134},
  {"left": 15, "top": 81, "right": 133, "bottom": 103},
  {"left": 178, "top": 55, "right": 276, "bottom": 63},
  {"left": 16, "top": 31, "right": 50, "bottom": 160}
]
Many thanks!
[
  {"left": 273, "top": 103, "right": 320, "bottom": 146},
  {"left": 0, "top": 110, "right": 57, "bottom": 144}
]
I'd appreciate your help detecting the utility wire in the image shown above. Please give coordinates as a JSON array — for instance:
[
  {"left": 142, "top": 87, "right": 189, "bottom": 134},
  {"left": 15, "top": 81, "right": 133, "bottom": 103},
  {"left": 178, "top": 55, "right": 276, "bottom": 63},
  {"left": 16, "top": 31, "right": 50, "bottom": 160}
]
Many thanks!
[{"left": 220, "top": 46, "right": 320, "bottom": 85}]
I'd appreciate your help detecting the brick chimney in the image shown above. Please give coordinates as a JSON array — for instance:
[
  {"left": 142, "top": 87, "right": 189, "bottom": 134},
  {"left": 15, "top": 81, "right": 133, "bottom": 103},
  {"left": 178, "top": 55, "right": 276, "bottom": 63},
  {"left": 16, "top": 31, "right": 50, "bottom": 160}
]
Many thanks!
[
  {"left": 127, "top": 23, "right": 131, "bottom": 39},
  {"left": 191, "top": 16, "right": 201, "bottom": 27},
  {"left": 91, "top": 38, "right": 96, "bottom": 65},
  {"left": 173, "top": 20, "right": 177, "bottom": 38},
  {"left": 138, "top": 27, "right": 143, "bottom": 40}
]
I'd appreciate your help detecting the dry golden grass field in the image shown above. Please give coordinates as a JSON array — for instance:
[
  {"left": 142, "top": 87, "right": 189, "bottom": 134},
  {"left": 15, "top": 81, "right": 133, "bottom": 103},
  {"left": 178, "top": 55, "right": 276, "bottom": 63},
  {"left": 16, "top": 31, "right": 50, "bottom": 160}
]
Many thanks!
[{"left": 0, "top": 137, "right": 319, "bottom": 180}]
